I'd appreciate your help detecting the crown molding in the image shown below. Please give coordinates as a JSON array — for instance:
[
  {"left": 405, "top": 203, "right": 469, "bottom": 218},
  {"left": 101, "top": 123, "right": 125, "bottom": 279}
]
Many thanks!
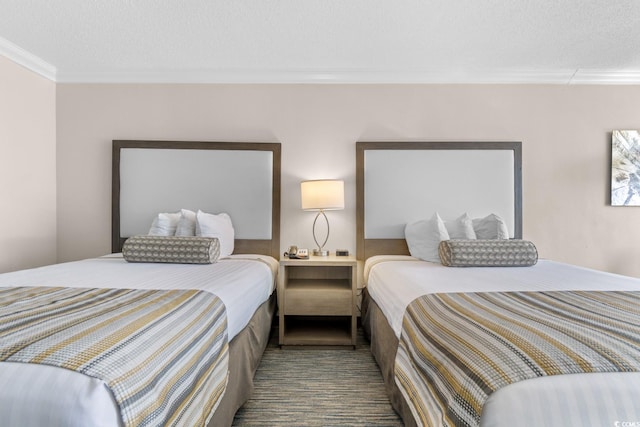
[
  {"left": 0, "top": 37, "right": 56, "bottom": 81},
  {"left": 2, "top": 42, "right": 639, "bottom": 85},
  {"left": 569, "top": 69, "right": 640, "bottom": 84},
  {"left": 56, "top": 68, "right": 577, "bottom": 84},
  {"left": 54, "top": 68, "right": 640, "bottom": 85}
]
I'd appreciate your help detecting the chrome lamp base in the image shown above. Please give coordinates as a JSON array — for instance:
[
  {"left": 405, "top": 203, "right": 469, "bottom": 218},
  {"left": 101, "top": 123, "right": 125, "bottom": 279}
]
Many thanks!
[{"left": 312, "top": 210, "right": 331, "bottom": 257}]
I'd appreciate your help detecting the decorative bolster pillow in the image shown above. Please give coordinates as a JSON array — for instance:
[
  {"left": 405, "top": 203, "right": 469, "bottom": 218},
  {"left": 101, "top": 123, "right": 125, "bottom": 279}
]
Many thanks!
[
  {"left": 122, "top": 235, "right": 220, "bottom": 264},
  {"left": 438, "top": 239, "right": 538, "bottom": 267}
]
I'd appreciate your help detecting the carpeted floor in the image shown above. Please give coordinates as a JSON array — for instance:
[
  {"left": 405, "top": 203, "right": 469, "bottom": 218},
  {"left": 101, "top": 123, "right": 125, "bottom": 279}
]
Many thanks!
[{"left": 232, "top": 327, "right": 404, "bottom": 426}]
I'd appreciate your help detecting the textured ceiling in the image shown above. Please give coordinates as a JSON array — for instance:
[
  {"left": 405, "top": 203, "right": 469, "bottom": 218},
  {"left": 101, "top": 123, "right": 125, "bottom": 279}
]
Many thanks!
[{"left": 1, "top": 0, "right": 640, "bottom": 83}]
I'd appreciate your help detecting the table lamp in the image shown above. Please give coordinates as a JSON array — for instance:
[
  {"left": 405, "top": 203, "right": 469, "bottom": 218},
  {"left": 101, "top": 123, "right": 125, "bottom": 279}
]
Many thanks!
[{"left": 301, "top": 179, "right": 345, "bottom": 256}]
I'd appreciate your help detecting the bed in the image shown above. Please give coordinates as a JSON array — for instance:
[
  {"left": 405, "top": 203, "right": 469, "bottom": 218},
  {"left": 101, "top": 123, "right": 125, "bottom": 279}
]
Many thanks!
[
  {"left": 357, "top": 141, "right": 640, "bottom": 427},
  {"left": 0, "top": 140, "right": 281, "bottom": 427}
]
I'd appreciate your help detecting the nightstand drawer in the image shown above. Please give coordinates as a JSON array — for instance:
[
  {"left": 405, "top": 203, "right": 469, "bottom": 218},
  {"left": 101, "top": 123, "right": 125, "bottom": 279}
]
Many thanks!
[{"left": 285, "top": 284, "right": 352, "bottom": 316}]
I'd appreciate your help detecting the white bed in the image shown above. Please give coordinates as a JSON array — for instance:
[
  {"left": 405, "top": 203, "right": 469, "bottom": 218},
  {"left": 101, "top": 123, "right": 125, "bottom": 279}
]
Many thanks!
[
  {"left": 0, "top": 254, "right": 277, "bottom": 427},
  {"left": 357, "top": 141, "right": 640, "bottom": 427},
  {"left": 0, "top": 140, "right": 282, "bottom": 427},
  {"left": 365, "top": 256, "right": 640, "bottom": 427}
]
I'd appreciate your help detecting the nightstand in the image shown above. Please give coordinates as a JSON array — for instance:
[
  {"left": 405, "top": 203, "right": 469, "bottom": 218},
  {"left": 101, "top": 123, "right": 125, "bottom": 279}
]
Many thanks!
[{"left": 278, "top": 255, "right": 357, "bottom": 348}]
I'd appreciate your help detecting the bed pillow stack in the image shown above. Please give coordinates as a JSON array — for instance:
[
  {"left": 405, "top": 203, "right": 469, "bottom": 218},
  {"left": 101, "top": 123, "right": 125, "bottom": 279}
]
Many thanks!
[
  {"left": 146, "top": 209, "right": 235, "bottom": 257},
  {"left": 405, "top": 212, "right": 510, "bottom": 263},
  {"left": 125, "top": 209, "right": 235, "bottom": 263}
]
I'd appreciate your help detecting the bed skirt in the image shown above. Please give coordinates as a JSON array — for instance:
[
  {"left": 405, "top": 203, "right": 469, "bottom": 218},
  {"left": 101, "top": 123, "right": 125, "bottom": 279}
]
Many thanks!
[
  {"left": 362, "top": 288, "right": 416, "bottom": 427},
  {"left": 207, "top": 293, "right": 276, "bottom": 427}
]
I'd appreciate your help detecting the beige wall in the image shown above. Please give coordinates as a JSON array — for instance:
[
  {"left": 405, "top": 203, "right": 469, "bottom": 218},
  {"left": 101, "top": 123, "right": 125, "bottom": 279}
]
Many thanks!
[
  {"left": 0, "top": 56, "right": 56, "bottom": 273},
  {"left": 55, "top": 84, "right": 640, "bottom": 277}
]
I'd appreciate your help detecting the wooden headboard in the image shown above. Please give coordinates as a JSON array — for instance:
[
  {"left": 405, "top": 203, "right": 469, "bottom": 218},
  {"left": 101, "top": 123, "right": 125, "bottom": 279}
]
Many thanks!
[
  {"left": 112, "top": 140, "right": 281, "bottom": 258},
  {"left": 356, "top": 141, "right": 522, "bottom": 259}
]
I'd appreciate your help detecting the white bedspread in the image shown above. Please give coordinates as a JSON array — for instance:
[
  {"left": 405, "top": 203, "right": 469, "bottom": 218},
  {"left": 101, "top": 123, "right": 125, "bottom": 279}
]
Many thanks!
[
  {"left": 0, "top": 254, "right": 277, "bottom": 427},
  {"left": 365, "top": 256, "right": 640, "bottom": 427}
]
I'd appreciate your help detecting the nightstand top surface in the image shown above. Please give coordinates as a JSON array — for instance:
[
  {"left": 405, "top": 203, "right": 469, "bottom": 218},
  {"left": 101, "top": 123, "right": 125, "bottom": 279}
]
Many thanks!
[{"left": 279, "top": 254, "right": 357, "bottom": 266}]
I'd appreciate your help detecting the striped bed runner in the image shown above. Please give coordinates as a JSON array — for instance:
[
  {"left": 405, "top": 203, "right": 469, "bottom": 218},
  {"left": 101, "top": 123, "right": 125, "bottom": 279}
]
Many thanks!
[
  {"left": 0, "top": 286, "right": 229, "bottom": 427},
  {"left": 395, "top": 291, "right": 640, "bottom": 427}
]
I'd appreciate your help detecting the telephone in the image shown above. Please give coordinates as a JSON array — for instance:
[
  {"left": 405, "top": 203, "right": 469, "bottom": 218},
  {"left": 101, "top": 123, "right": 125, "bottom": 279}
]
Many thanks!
[{"left": 286, "top": 246, "right": 309, "bottom": 259}]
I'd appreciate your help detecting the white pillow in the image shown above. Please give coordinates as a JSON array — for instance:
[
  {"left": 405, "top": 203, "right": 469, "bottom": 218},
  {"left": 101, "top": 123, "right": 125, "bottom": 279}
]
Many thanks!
[
  {"left": 472, "top": 213, "right": 510, "bottom": 239},
  {"left": 444, "top": 213, "right": 476, "bottom": 240},
  {"left": 148, "top": 212, "right": 181, "bottom": 236},
  {"left": 196, "top": 210, "right": 235, "bottom": 257},
  {"left": 405, "top": 212, "right": 450, "bottom": 263},
  {"left": 175, "top": 209, "right": 197, "bottom": 236}
]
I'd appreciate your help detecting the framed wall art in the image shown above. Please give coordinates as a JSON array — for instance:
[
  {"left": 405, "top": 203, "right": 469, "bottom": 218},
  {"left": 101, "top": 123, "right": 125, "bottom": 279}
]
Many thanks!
[{"left": 612, "top": 130, "right": 640, "bottom": 206}]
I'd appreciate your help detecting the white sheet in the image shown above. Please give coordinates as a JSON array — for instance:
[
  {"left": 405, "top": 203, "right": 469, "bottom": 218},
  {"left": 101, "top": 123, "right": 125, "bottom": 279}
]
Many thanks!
[
  {"left": 365, "top": 256, "right": 640, "bottom": 427},
  {"left": 0, "top": 254, "right": 277, "bottom": 427}
]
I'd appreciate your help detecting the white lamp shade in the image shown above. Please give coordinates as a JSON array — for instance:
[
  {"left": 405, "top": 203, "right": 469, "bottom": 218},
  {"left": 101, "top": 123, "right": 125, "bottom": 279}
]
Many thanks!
[{"left": 301, "top": 180, "right": 345, "bottom": 211}]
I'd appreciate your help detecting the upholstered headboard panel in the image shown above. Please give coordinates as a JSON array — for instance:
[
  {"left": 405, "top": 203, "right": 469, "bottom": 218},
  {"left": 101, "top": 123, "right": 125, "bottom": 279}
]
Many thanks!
[
  {"left": 356, "top": 141, "right": 522, "bottom": 259},
  {"left": 112, "top": 140, "right": 281, "bottom": 258}
]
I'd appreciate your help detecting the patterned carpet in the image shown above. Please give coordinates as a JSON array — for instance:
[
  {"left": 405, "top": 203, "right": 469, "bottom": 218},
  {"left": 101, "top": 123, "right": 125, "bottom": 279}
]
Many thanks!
[{"left": 232, "top": 328, "right": 404, "bottom": 426}]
